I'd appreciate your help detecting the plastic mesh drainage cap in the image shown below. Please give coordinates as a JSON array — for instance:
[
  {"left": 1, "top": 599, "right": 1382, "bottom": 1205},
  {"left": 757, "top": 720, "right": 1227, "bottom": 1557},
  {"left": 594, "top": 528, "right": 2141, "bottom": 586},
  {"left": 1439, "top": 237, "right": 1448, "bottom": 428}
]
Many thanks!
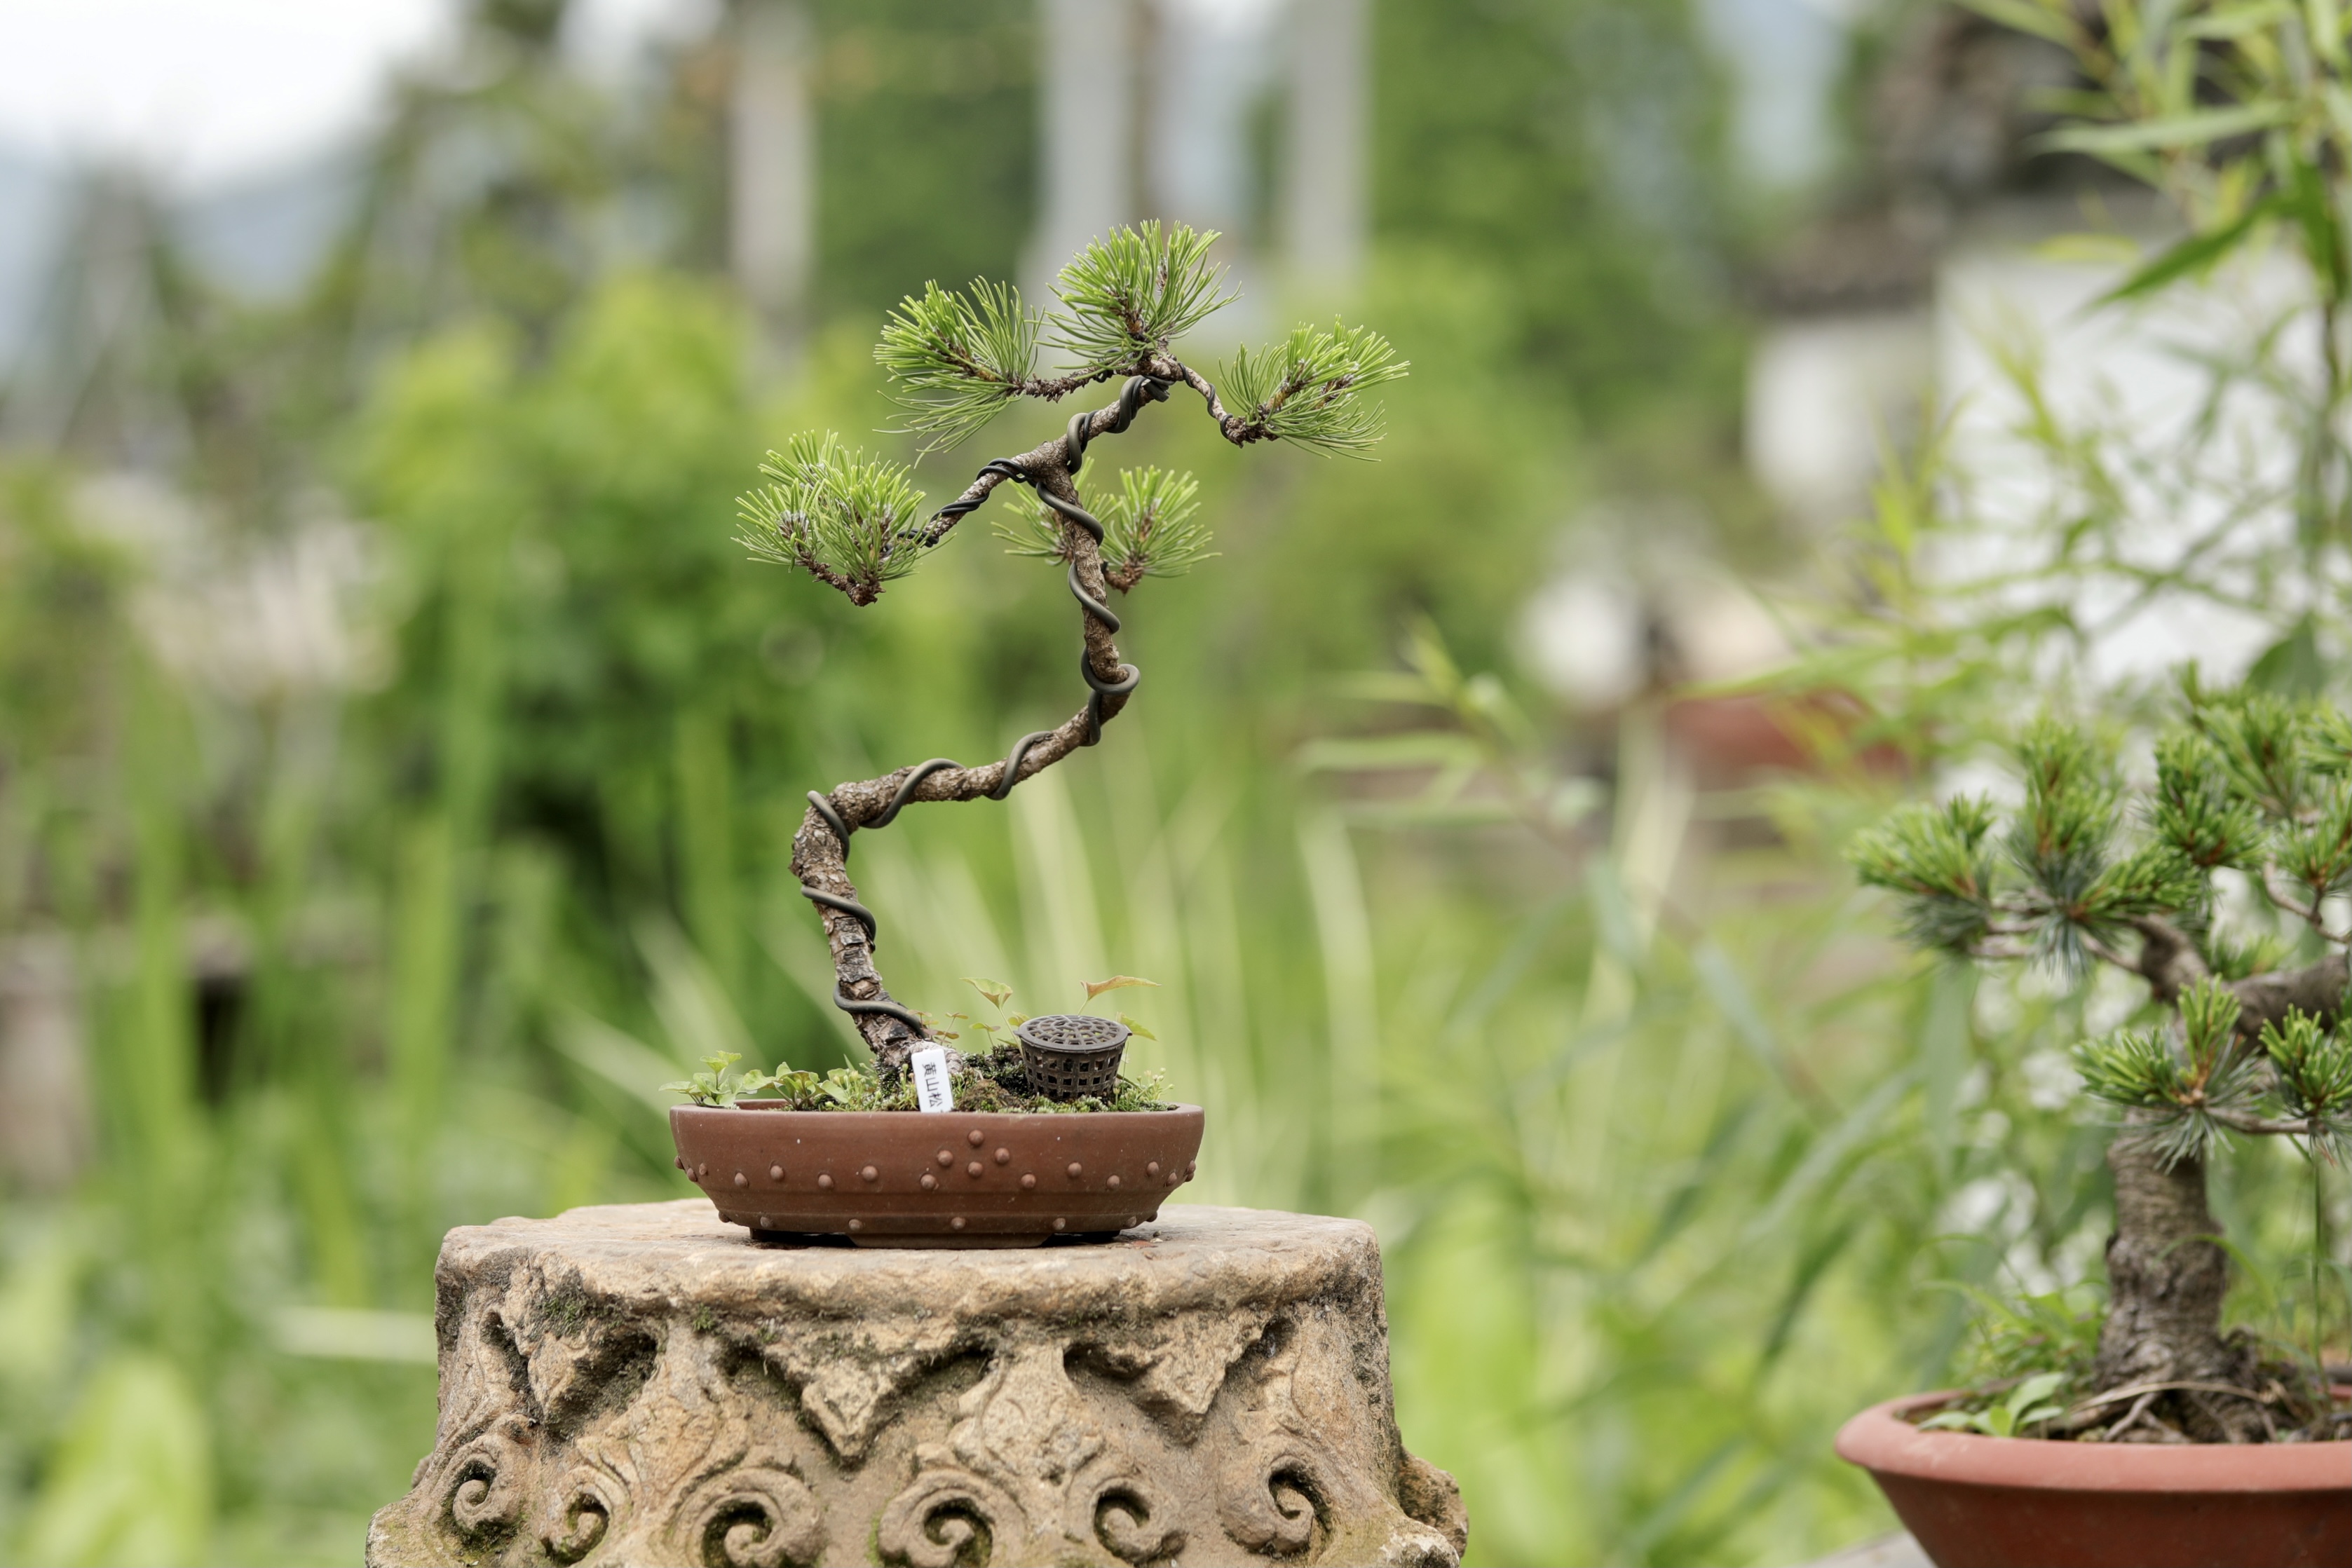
[{"left": 1015, "top": 1014, "right": 1130, "bottom": 1102}]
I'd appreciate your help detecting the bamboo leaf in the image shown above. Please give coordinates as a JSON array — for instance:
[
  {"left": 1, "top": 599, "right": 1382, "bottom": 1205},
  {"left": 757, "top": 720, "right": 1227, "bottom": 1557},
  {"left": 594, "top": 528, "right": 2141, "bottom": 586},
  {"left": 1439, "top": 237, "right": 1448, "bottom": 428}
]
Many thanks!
[
  {"left": 2039, "top": 102, "right": 2292, "bottom": 155},
  {"left": 1957, "top": 0, "right": 2080, "bottom": 45},
  {"left": 2093, "top": 195, "right": 2286, "bottom": 308}
]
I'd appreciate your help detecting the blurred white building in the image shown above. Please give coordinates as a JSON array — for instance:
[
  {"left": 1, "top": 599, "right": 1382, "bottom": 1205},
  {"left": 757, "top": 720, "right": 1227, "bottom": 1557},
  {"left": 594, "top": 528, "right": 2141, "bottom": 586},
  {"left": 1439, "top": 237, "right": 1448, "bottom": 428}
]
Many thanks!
[{"left": 1740, "top": 6, "right": 2302, "bottom": 688}]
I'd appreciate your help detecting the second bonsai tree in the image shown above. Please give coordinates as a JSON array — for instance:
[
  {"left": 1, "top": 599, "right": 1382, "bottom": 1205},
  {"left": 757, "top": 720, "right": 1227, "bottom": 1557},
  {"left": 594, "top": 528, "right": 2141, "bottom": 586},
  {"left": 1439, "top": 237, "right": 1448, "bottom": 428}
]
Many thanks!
[
  {"left": 732, "top": 222, "right": 1403, "bottom": 1099},
  {"left": 1852, "top": 699, "right": 2352, "bottom": 1442}
]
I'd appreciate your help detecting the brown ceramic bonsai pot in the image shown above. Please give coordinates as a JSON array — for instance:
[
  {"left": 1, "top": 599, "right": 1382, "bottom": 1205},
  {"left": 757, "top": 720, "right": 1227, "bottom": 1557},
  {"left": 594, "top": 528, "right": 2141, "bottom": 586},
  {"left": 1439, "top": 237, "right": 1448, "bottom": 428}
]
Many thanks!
[
  {"left": 1835, "top": 1390, "right": 2352, "bottom": 1568},
  {"left": 669, "top": 1103, "right": 1204, "bottom": 1248}
]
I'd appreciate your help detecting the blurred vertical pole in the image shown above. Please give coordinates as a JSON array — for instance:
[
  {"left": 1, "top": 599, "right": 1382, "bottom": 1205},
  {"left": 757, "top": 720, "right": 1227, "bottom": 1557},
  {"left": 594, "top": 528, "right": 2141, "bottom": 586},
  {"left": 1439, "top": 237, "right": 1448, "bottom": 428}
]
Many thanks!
[
  {"left": 252, "top": 702, "right": 370, "bottom": 1303},
  {"left": 391, "top": 502, "right": 508, "bottom": 1257},
  {"left": 674, "top": 702, "right": 742, "bottom": 1004},
  {"left": 0, "top": 934, "right": 89, "bottom": 1189},
  {"left": 731, "top": 0, "right": 815, "bottom": 376},
  {"left": 1299, "top": 810, "right": 1378, "bottom": 1208},
  {"left": 1027, "top": 0, "right": 1136, "bottom": 301},
  {"left": 388, "top": 815, "right": 456, "bottom": 1246},
  {"left": 1281, "top": 0, "right": 1367, "bottom": 298},
  {"left": 125, "top": 659, "right": 196, "bottom": 1193}
]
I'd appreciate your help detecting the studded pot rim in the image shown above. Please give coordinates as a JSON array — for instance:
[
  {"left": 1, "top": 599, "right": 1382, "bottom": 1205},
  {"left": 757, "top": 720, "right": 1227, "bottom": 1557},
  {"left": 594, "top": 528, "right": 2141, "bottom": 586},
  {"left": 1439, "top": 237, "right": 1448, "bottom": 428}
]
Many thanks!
[{"left": 668, "top": 1103, "right": 1205, "bottom": 1248}]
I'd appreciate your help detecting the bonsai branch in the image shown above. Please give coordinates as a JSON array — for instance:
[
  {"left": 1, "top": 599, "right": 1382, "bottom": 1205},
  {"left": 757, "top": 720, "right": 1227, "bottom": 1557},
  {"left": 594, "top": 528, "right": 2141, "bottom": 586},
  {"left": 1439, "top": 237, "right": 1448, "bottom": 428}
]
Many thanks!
[
  {"left": 913, "top": 358, "right": 1270, "bottom": 557},
  {"left": 2201, "top": 1107, "right": 2327, "bottom": 1138}
]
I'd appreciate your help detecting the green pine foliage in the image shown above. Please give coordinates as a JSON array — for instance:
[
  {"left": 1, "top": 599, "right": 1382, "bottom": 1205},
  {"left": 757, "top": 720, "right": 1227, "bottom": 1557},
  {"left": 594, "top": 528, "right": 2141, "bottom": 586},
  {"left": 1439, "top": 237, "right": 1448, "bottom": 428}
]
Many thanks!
[
  {"left": 791, "top": 221, "right": 1404, "bottom": 608},
  {"left": 1048, "top": 220, "right": 1236, "bottom": 374},
  {"left": 2261, "top": 1011, "right": 2352, "bottom": 1164},
  {"left": 1099, "top": 467, "right": 1215, "bottom": 581},
  {"left": 1846, "top": 709, "right": 2317, "bottom": 976},
  {"left": 993, "top": 465, "right": 1216, "bottom": 583},
  {"left": 1847, "top": 795, "right": 1999, "bottom": 953},
  {"left": 2074, "top": 980, "right": 2266, "bottom": 1167},
  {"left": 2073, "top": 988, "right": 2352, "bottom": 1170},
  {"left": 2150, "top": 730, "right": 2262, "bottom": 871},
  {"left": 734, "top": 431, "right": 927, "bottom": 601},
  {"left": 1218, "top": 320, "right": 1410, "bottom": 456},
  {"left": 1861, "top": 693, "right": 2352, "bottom": 1169},
  {"left": 873, "top": 279, "right": 1040, "bottom": 451}
]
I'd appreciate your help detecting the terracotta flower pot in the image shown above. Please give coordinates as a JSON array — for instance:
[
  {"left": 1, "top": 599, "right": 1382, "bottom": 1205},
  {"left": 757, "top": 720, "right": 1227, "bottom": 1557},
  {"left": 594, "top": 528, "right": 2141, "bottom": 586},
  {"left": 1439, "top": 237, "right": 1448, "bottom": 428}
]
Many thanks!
[
  {"left": 669, "top": 1103, "right": 1204, "bottom": 1248},
  {"left": 1835, "top": 1391, "right": 2352, "bottom": 1568}
]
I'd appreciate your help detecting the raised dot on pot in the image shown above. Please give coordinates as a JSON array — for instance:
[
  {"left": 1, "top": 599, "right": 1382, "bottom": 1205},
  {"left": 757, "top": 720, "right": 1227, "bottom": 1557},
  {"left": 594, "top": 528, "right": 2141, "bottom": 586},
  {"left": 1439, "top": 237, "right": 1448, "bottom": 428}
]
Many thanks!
[
  {"left": 921, "top": 1173, "right": 937, "bottom": 1190},
  {"left": 769, "top": 1164, "right": 783, "bottom": 1180},
  {"left": 967, "top": 1129, "right": 984, "bottom": 1147},
  {"left": 1108, "top": 1175, "right": 1122, "bottom": 1189},
  {"left": 994, "top": 1147, "right": 1010, "bottom": 1164},
  {"left": 936, "top": 1150, "right": 954, "bottom": 1168},
  {"left": 817, "top": 1173, "right": 834, "bottom": 1190},
  {"left": 1146, "top": 1161, "right": 1161, "bottom": 1178},
  {"left": 1066, "top": 1161, "right": 1082, "bottom": 1178},
  {"left": 1021, "top": 1174, "right": 1036, "bottom": 1190},
  {"left": 861, "top": 1165, "right": 878, "bottom": 1182},
  {"left": 734, "top": 1172, "right": 748, "bottom": 1188},
  {"left": 967, "top": 1161, "right": 983, "bottom": 1178},
  {"left": 951, "top": 1217, "right": 966, "bottom": 1230}
]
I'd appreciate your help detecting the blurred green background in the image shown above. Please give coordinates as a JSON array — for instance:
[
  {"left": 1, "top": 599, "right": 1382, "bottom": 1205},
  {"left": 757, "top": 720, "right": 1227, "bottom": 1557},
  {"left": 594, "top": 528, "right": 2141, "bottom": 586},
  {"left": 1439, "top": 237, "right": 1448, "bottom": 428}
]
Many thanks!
[{"left": 0, "top": 2, "right": 2338, "bottom": 1564}]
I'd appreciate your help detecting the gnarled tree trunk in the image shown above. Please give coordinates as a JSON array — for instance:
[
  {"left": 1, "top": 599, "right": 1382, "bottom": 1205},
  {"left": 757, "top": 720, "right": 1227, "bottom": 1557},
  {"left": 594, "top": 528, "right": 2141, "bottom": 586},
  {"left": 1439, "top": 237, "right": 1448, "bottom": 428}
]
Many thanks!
[
  {"left": 2092, "top": 1133, "right": 2259, "bottom": 1441},
  {"left": 2091, "top": 935, "right": 2351, "bottom": 1440}
]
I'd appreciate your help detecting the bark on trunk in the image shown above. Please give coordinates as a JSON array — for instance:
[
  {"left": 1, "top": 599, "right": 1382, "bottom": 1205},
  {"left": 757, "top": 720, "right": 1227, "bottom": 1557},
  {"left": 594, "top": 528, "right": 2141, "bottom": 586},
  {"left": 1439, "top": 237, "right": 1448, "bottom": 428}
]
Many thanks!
[{"left": 2093, "top": 1132, "right": 2261, "bottom": 1441}]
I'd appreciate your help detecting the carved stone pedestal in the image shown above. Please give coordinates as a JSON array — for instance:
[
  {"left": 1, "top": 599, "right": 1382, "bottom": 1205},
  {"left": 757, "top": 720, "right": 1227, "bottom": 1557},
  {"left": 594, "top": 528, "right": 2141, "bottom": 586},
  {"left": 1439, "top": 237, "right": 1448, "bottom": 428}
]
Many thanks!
[{"left": 367, "top": 1201, "right": 1468, "bottom": 1568}]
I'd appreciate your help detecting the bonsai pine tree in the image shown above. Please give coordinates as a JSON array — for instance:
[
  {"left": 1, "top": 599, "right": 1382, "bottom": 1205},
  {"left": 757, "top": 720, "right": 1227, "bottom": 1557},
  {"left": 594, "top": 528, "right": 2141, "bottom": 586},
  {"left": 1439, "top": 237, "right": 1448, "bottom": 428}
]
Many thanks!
[
  {"left": 1853, "top": 697, "right": 2352, "bottom": 1440},
  {"left": 737, "top": 223, "right": 1403, "bottom": 1080}
]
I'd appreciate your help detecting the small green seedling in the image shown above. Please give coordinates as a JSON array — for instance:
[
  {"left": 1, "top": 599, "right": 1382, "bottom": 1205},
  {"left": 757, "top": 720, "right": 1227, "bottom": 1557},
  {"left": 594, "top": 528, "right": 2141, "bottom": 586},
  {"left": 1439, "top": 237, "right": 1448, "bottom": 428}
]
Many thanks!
[
  {"left": 661, "top": 1052, "right": 782, "bottom": 1108},
  {"left": 1919, "top": 1372, "right": 2069, "bottom": 1438}
]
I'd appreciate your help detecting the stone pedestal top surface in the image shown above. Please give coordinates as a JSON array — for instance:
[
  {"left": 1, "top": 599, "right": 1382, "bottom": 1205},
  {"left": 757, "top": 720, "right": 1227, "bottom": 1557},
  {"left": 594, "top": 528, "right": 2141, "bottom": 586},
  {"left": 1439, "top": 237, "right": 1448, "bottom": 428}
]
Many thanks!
[{"left": 368, "top": 1201, "right": 1467, "bottom": 1568}]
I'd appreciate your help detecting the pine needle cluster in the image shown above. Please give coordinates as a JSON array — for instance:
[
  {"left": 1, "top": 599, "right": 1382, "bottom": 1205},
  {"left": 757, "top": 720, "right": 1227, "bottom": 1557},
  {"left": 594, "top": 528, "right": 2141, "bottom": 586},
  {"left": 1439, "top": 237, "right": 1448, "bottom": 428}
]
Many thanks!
[
  {"left": 746, "top": 224, "right": 1405, "bottom": 605},
  {"left": 2074, "top": 981, "right": 2267, "bottom": 1166},
  {"left": 2074, "top": 981, "right": 2352, "bottom": 1167},
  {"left": 994, "top": 465, "right": 1216, "bottom": 587},
  {"left": 1049, "top": 220, "right": 1236, "bottom": 374},
  {"left": 1857, "top": 693, "right": 2352, "bottom": 1167},
  {"left": 734, "top": 432, "right": 926, "bottom": 605},
  {"left": 873, "top": 279, "right": 1039, "bottom": 453},
  {"left": 2262, "top": 1009, "right": 2352, "bottom": 1163},
  {"left": 1219, "top": 320, "right": 1409, "bottom": 455},
  {"left": 1849, "top": 713, "right": 2285, "bottom": 976}
]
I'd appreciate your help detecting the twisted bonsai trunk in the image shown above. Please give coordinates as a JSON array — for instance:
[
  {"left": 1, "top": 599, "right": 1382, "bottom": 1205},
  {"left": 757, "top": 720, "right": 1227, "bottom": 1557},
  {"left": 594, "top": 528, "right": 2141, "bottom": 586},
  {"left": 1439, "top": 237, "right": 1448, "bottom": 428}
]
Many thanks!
[{"left": 789, "top": 386, "right": 1162, "bottom": 1080}]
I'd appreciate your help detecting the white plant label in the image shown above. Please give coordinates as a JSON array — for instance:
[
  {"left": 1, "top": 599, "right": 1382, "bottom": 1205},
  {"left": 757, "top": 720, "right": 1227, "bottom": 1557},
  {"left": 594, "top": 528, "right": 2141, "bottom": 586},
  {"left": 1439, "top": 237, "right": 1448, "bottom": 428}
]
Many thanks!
[{"left": 911, "top": 1046, "right": 955, "bottom": 1113}]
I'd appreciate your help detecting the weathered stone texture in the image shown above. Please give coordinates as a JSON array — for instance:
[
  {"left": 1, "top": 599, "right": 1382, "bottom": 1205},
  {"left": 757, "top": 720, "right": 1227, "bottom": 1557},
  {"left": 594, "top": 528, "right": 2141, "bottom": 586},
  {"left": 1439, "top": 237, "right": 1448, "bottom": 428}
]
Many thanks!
[{"left": 367, "top": 1201, "right": 1467, "bottom": 1567}]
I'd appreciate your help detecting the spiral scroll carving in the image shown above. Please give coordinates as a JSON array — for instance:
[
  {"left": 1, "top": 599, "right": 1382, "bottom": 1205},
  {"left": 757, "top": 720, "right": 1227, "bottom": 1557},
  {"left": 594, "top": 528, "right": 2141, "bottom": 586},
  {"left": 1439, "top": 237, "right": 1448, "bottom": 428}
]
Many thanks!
[
  {"left": 444, "top": 1419, "right": 533, "bottom": 1543},
  {"left": 538, "top": 1469, "right": 616, "bottom": 1564},
  {"left": 1089, "top": 1473, "right": 1186, "bottom": 1564},
  {"left": 877, "top": 1465, "right": 1024, "bottom": 1568},
  {"left": 1217, "top": 1445, "right": 1326, "bottom": 1557},
  {"left": 687, "top": 1465, "right": 826, "bottom": 1568}
]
